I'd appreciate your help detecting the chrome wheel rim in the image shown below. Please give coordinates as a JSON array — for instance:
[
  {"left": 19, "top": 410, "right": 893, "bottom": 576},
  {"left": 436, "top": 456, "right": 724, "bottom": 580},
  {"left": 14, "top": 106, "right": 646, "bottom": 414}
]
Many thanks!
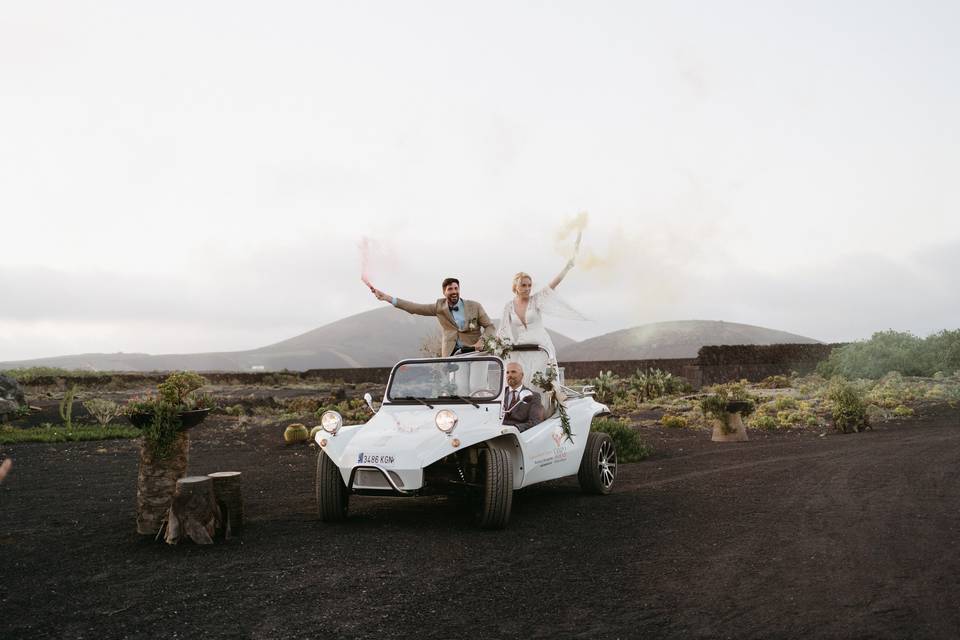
[{"left": 598, "top": 440, "right": 617, "bottom": 489}]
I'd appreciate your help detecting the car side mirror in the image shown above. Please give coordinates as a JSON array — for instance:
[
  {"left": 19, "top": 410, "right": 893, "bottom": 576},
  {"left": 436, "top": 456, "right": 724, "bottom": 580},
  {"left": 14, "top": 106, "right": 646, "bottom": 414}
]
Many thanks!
[{"left": 363, "top": 392, "right": 376, "bottom": 413}]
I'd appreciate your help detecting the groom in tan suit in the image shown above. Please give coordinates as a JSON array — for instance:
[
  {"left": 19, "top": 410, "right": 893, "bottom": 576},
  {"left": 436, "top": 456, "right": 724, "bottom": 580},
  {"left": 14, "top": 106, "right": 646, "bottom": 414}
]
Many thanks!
[{"left": 370, "top": 277, "right": 496, "bottom": 356}]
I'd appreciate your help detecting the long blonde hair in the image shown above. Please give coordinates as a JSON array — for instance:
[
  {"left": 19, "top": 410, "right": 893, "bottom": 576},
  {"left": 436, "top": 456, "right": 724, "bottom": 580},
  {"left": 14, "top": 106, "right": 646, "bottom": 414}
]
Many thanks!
[{"left": 511, "top": 271, "right": 533, "bottom": 295}]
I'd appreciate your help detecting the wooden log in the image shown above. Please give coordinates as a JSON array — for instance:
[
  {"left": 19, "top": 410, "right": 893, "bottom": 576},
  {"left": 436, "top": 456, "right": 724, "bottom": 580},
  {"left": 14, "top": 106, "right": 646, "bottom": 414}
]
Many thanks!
[
  {"left": 136, "top": 432, "right": 190, "bottom": 535},
  {"left": 208, "top": 471, "right": 244, "bottom": 535},
  {"left": 164, "top": 475, "right": 221, "bottom": 545}
]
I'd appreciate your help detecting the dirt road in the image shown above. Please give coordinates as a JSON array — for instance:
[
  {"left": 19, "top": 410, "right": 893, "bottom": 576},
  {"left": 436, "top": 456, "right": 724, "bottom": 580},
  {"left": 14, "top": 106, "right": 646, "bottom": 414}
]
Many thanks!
[{"left": 2, "top": 409, "right": 958, "bottom": 639}]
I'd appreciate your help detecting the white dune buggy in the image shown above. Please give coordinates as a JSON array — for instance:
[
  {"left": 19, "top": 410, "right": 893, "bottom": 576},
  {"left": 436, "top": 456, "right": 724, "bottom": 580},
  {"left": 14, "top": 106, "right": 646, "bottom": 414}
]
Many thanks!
[{"left": 313, "top": 345, "right": 616, "bottom": 528}]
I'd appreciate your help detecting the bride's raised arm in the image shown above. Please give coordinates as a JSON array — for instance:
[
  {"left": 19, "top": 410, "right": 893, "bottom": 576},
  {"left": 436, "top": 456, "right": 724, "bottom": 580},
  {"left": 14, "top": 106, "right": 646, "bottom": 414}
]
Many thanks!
[{"left": 547, "top": 258, "right": 575, "bottom": 290}]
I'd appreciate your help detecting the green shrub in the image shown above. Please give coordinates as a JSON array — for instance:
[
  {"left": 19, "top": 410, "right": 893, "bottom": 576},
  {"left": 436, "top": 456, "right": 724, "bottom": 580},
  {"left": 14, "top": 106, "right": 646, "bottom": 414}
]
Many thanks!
[
  {"left": 1, "top": 367, "right": 95, "bottom": 383},
  {"left": 828, "top": 379, "right": 869, "bottom": 433},
  {"left": 818, "top": 329, "right": 960, "bottom": 379},
  {"left": 751, "top": 415, "right": 778, "bottom": 431},
  {"left": 0, "top": 423, "right": 140, "bottom": 444},
  {"left": 59, "top": 384, "right": 77, "bottom": 429},
  {"left": 82, "top": 398, "right": 120, "bottom": 427},
  {"left": 892, "top": 405, "right": 914, "bottom": 418},
  {"left": 158, "top": 371, "right": 207, "bottom": 406},
  {"left": 777, "top": 410, "right": 803, "bottom": 426},
  {"left": 590, "top": 371, "right": 622, "bottom": 405},
  {"left": 629, "top": 369, "right": 689, "bottom": 402},
  {"left": 285, "top": 396, "right": 323, "bottom": 414},
  {"left": 757, "top": 375, "right": 792, "bottom": 389},
  {"left": 591, "top": 418, "right": 652, "bottom": 462},
  {"left": 224, "top": 404, "right": 246, "bottom": 416},
  {"left": 699, "top": 382, "right": 756, "bottom": 433},
  {"left": 317, "top": 398, "right": 370, "bottom": 425},
  {"left": 774, "top": 396, "right": 798, "bottom": 411},
  {"left": 660, "top": 415, "right": 688, "bottom": 429}
]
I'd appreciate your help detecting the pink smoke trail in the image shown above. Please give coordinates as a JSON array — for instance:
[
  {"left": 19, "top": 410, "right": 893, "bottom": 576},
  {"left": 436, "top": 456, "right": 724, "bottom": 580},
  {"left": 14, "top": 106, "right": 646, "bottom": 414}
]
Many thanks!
[{"left": 359, "top": 236, "right": 373, "bottom": 289}]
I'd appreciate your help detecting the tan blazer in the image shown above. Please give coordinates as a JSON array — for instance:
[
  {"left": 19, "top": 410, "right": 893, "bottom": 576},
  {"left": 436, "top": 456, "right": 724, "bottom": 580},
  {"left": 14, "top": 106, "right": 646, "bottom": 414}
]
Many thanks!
[{"left": 395, "top": 298, "right": 495, "bottom": 356}]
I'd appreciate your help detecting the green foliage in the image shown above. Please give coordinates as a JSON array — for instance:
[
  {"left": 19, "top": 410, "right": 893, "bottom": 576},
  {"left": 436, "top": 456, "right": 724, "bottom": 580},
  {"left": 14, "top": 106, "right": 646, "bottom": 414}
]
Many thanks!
[
  {"left": 828, "top": 378, "right": 869, "bottom": 434},
  {"left": 284, "top": 396, "right": 323, "bottom": 415},
  {"left": 317, "top": 398, "right": 370, "bottom": 425},
  {"left": 660, "top": 414, "right": 688, "bottom": 429},
  {"left": 59, "top": 384, "right": 77, "bottom": 429},
  {"left": 82, "top": 398, "right": 120, "bottom": 427},
  {"left": 818, "top": 329, "right": 960, "bottom": 379},
  {"left": 138, "top": 401, "right": 183, "bottom": 459},
  {"left": 773, "top": 396, "right": 798, "bottom": 411},
  {"left": 0, "top": 423, "right": 140, "bottom": 444},
  {"left": 590, "top": 371, "right": 622, "bottom": 405},
  {"left": 892, "top": 405, "right": 914, "bottom": 418},
  {"left": 757, "top": 375, "right": 792, "bottom": 389},
  {"left": 125, "top": 372, "right": 210, "bottom": 460},
  {"left": 700, "top": 382, "right": 756, "bottom": 418},
  {"left": 751, "top": 415, "right": 779, "bottom": 431},
  {"left": 224, "top": 403, "right": 246, "bottom": 416},
  {"left": 865, "top": 372, "right": 923, "bottom": 408},
  {"left": 158, "top": 371, "right": 208, "bottom": 406},
  {"left": 591, "top": 418, "right": 652, "bottom": 462},
  {"left": 629, "top": 368, "right": 688, "bottom": 403},
  {"left": 1, "top": 367, "right": 95, "bottom": 383}
]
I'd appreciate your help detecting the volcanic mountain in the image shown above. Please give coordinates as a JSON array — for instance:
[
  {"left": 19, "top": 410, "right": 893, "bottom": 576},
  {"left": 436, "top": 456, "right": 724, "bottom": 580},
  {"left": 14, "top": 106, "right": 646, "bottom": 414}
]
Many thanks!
[{"left": 556, "top": 320, "right": 819, "bottom": 361}]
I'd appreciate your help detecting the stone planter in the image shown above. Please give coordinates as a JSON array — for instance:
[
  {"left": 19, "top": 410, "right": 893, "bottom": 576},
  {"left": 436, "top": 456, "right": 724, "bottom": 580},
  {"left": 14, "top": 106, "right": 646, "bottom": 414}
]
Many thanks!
[{"left": 710, "top": 400, "right": 751, "bottom": 443}]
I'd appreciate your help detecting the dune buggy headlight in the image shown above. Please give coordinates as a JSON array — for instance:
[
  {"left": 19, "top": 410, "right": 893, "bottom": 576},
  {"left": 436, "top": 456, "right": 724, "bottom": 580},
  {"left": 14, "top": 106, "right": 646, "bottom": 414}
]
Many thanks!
[
  {"left": 320, "top": 410, "right": 343, "bottom": 434},
  {"left": 435, "top": 409, "right": 459, "bottom": 434}
]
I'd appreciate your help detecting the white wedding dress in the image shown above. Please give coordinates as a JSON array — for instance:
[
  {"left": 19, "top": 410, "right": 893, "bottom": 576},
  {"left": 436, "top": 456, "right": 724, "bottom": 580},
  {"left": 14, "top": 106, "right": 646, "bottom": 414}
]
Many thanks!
[{"left": 498, "top": 289, "right": 558, "bottom": 360}]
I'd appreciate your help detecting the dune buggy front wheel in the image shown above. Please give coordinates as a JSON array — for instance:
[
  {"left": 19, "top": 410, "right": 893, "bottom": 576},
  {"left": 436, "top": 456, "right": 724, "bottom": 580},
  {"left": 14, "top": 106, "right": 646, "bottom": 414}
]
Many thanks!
[
  {"left": 316, "top": 450, "right": 349, "bottom": 522},
  {"left": 475, "top": 447, "right": 513, "bottom": 529}
]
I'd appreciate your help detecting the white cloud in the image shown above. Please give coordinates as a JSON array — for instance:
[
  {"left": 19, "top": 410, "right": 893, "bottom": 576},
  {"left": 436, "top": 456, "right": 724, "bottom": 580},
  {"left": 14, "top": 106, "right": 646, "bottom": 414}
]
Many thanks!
[{"left": 1, "top": 2, "right": 958, "bottom": 359}]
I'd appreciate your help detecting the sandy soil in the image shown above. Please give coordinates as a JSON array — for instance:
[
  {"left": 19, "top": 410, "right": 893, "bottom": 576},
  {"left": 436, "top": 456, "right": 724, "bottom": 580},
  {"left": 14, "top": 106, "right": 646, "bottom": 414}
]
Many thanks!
[{"left": 1, "top": 403, "right": 958, "bottom": 639}]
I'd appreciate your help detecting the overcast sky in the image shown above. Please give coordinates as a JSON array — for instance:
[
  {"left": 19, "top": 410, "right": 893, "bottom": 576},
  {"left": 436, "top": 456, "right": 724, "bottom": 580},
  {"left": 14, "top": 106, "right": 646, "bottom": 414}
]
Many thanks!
[{"left": 2, "top": 1, "right": 957, "bottom": 362}]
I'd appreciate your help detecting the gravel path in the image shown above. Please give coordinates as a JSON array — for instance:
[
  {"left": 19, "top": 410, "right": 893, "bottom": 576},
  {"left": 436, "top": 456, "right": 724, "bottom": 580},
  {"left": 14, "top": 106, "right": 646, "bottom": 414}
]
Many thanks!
[{"left": 2, "top": 408, "right": 958, "bottom": 639}]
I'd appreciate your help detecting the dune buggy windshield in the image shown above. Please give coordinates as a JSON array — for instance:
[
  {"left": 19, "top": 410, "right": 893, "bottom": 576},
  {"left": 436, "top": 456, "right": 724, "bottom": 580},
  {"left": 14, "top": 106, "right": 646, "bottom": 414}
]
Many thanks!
[{"left": 387, "top": 358, "right": 504, "bottom": 403}]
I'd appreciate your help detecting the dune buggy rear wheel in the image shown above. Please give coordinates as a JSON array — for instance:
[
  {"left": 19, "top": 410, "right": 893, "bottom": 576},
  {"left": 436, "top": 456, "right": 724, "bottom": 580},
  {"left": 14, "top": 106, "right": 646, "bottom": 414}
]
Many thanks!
[
  {"left": 578, "top": 432, "right": 617, "bottom": 495},
  {"left": 475, "top": 447, "right": 513, "bottom": 529},
  {"left": 316, "top": 450, "right": 349, "bottom": 522}
]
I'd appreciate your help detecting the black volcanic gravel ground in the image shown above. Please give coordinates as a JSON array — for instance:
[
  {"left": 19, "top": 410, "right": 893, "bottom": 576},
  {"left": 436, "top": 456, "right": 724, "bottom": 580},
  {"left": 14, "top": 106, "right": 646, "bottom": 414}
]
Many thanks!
[{"left": 2, "top": 408, "right": 959, "bottom": 639}]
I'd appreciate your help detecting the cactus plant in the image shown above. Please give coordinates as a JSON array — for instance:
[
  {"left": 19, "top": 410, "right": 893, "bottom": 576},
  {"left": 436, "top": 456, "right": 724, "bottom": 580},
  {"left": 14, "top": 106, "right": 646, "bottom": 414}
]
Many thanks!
[{"left": 283, "top": 423, "right": 309, "bottom": 444}]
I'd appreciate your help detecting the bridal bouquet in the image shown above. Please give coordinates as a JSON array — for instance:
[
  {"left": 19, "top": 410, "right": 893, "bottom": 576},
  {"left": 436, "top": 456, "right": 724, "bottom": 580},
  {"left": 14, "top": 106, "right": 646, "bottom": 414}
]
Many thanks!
[
  {"left": 531, "top": 365, "right": 573, "bottom": 443},
  {"left": 480, "top": 335, "right": 513, "bottom": 359}
]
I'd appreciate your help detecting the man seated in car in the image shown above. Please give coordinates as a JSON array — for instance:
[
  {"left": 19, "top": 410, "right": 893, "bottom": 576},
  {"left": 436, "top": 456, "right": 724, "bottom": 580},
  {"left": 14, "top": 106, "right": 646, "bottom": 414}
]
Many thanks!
[{"left": 501, "top": 362, "right": 543, "bottom": 432}]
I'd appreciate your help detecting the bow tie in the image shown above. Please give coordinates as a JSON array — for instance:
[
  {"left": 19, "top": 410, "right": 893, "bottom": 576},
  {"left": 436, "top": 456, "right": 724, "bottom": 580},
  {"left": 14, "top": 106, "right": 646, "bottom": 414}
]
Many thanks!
[{"left": 448, "top": 304, "right": 459, "bottom": 311}]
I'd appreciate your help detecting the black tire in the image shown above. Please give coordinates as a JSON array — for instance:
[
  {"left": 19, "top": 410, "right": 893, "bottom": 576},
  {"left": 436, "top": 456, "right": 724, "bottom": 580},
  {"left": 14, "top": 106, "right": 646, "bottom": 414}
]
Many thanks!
[
  {"left": 316, "top": 450, "right": 349, "bottom": 522},
  {"left": 578, "top": 432, "right": 617, "bottom": 495},
  {"left": 476, "top": 447, "right": 513, "bottom": 529}
]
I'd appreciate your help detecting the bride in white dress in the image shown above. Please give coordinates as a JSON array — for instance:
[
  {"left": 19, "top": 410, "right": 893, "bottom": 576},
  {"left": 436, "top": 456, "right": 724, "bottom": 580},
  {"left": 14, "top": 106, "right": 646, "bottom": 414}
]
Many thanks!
[{"left": 496, "top": 259, "right": 586, "bottom": 363}]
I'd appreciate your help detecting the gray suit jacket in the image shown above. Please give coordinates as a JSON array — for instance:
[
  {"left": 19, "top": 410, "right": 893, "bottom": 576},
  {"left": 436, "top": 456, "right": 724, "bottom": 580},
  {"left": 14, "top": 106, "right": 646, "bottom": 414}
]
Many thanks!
[{"left": 502, "top": 386, "right": 544, "bottom": 432}]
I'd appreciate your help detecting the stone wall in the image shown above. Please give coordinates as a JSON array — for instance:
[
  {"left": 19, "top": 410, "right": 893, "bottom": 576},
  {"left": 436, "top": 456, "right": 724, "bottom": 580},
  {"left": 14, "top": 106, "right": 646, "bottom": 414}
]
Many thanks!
[
  {"left": 14, "top": 344, "right": 840, "bottom": 390},
  {"left": 688, "top": 343, "right": 842, "bottom": 387},
  {"left": 557, "top": 359, "right": 699, "bottom": 382}
]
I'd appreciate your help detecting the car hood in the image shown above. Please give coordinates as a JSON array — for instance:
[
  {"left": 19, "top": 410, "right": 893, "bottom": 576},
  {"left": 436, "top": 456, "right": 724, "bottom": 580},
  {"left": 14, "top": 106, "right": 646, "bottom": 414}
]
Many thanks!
[{"left": 319, "top": 402, "right": 504, "bottom": 473}]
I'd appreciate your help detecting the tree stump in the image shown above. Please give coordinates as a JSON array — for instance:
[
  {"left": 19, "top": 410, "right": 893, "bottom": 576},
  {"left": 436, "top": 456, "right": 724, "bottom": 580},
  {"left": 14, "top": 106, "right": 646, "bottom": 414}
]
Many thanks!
[
  {"left": 136, "top": 432, "right": 190, "bottom": 535},
  {"left": 208, "top": 471, "right": 244, "bottom": 535},
  {"left": 165, "top": 476, "right": 221, "bottom": 545}
]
